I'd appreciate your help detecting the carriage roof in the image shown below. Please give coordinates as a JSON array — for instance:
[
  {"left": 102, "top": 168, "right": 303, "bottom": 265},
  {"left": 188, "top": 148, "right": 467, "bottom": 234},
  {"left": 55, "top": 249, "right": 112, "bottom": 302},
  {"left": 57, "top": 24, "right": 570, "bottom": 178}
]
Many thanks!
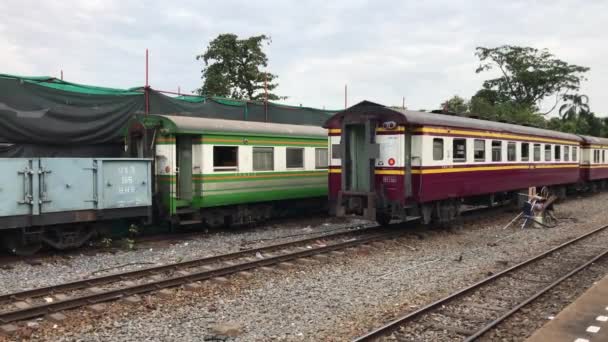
[
  {"left": 579, "top": 135, "right": 608, "bottom": 146},
  {"left": 140, "top": 114, "right": 327, "bottom": 138},
  {"left": 325, "top": 101, "right": 583, "bottom": 143}
]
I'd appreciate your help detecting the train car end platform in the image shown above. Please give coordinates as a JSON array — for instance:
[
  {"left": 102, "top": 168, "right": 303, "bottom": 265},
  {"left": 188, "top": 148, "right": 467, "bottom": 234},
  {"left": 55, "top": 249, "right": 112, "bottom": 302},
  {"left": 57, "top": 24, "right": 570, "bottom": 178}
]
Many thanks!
[{"left": 526, "top": 274, "right": 608, "bottom": 342}]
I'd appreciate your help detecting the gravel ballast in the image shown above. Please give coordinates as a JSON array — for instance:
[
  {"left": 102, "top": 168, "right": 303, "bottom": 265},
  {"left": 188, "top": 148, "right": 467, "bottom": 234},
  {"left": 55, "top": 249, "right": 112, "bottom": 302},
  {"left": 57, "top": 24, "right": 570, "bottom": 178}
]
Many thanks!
[
  {"left": 3, "top": 193, "right": 608, "bottom": 341},
  {"left": 0, "top": 216, "right": 367, "bottom": 295}
]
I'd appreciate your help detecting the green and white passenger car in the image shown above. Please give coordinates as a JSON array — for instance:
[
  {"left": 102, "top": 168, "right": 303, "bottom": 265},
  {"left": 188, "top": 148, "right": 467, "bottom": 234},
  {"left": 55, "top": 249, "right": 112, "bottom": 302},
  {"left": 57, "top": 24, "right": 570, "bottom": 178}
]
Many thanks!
[{"left": 129, "top": 115, "right": 328, "bottom": 227}]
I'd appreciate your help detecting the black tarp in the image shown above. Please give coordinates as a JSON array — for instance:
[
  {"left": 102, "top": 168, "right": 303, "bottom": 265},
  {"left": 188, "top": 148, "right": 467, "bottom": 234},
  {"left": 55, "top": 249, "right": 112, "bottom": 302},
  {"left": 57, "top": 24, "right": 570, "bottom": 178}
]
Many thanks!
[{"left": 0, "top": 76, "right": 335, "bottom": 157}]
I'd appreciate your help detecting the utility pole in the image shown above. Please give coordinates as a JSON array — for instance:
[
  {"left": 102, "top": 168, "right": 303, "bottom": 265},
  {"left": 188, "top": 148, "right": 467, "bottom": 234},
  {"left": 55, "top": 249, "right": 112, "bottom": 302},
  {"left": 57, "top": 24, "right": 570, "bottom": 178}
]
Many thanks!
[
  {"left": 264, "top": 73, "right": 269, "bottom": 122},
  {"left": 344, "top": 84, "right": 348, "bottom": 108},
  {"left": 145, "top": 49, "right": 150, "bottom": 115}
]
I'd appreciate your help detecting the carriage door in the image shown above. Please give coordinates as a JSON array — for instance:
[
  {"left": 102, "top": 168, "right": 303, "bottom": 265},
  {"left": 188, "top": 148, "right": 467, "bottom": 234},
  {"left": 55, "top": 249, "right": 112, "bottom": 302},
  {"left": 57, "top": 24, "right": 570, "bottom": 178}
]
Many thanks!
[
  {"left": 176, "top": 136, "right": 193, "bottom": 201},
  {"left": 343, "top": 122, "right": 378, "bottom": 192},
  {"left": 404, "top": 132, "right": 413, "bottom": 197}
]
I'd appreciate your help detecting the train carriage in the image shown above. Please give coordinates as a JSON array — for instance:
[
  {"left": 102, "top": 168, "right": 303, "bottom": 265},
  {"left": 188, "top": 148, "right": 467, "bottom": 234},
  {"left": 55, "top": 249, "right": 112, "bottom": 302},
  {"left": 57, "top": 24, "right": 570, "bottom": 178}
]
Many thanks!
[
  {"left": 129, "top": 115, "right": 328, "bottom": 227},
  {"left": 580, "top": 135, "right": 608, "bottom": 188},
  {"left": 325, "top": 101, "right": 584, "bottom": 224}
]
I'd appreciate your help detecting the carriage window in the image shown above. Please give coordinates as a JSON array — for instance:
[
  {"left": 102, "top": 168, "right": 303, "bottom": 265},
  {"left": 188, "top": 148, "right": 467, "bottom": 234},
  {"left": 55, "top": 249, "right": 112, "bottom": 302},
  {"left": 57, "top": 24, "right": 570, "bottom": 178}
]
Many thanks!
[
  {"left": 315, "top": 148, "right": 329, "bottom": 169},
  {"left": 474, "top": 139, "right": 485, "bottom": 162},
  {"left": 507, "top": 142, "right": 516, "bottom": 161},
  {"left": 521, "top": 143, "right": 530, "bottom": 161},
  {"left": 603, "top": 150, "right": 606, "bottom": 164},
  {"left": 554, "top": 145, "right": 561, "bottom": 161},
  {"left": 433, "top": 138, "right": 444, "bottom": 160},
  {"left": 572, "top": 146, "right": 578, "bottom": 161},
  {"left": 534, "top": 144, "right": 541, "bottom": 161},
  {"left": 564, "top": 146, "right": 570, "bottom": 161},
  {"left": 593, "top": 150, "right": 597, "bottom": 163},
  {"left": 544, "top": 144, "right": 552, "bottom": 161},
  {"left": 491, "top": 141, "right": 502, "bottom": 162},
  {"left": 286, "top": 148, "right": 304, "bottom": 168},
  {"left": 331, "top": 144, "right": 341, "bottom": 159},
  {"left": 214, "top": 146, "right": 238, "bottom": 171},
  {"left": 253, "top": 147, "right": 274, "bottom": 171},
  {"left": 453, "top": 139, "right": 466, "bottom": 163}
]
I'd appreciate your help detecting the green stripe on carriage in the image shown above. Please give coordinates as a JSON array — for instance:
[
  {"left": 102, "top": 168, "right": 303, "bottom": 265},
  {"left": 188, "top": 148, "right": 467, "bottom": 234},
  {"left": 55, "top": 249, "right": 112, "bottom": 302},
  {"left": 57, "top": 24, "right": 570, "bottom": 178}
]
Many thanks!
[
  {"left": 190, "top": 187, "right": 327, "bottom": 208},
  {"left": 193, "top": 170, "right": 327, "bottom": 183},
  {"left": 195, "top": 134, "right": 326, "bottom": 147},
  {"left": 157, "top": 175, "right": 176, "bottom": 183}
]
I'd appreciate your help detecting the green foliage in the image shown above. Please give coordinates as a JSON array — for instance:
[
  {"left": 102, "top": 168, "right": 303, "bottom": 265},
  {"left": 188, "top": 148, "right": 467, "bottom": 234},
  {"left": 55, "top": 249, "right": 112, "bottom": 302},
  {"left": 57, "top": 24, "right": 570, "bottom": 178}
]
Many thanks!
[
  {"left": 475, "top": 45, "right": 589, "bottom": 110},
  {"left": 442, "top": 93, "right": 544, "bottom": 127},
  {"left": 559, "top": 94, "right": 590, "bottom": 120},
  {"left": 441, "top": 95, "right": 468, "bottom": 114},
  {"left": 100, "top": 237, "right": 113, "bottom": 248},
  {"left": 196, "top": 34, "right": 284, "bottom": 101}
]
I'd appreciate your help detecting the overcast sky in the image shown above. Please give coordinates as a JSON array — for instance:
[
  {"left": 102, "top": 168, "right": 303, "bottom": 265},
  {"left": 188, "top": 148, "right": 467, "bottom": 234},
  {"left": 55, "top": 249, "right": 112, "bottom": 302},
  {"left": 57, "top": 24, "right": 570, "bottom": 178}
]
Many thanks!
[{"left": 1, "top": 0, "right": 606, "bottom": 114}]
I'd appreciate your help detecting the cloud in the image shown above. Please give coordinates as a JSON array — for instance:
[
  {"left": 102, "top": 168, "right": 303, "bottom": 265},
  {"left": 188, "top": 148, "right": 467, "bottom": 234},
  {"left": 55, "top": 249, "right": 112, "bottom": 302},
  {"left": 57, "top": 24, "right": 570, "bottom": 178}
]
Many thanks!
[{"left": 0, "top": 0, "right": 606, "bottom": 114}]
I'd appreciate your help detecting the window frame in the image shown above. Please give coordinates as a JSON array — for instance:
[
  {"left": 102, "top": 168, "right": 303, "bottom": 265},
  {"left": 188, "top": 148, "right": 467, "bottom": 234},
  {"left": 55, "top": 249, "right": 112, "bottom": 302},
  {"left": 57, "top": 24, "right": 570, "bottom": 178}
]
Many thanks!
[
  {"left": 433, "top": 138, "right": 444, "bottom": 161},
  {"left": 315, "top": 148, "right": 329, "bottom": 169},
  {"left": 507, "top": 142, "right": 516, "bottom": 162},
  {"left": 521, "top": 142, "right": 530, "bottom": 162},
  {"left": 491, "top": 140, "right": 502, "bottom": 162},
  {"left": 252, "top": 146, "right": 274, "bottom": 171},
  {"left": 474, "top": 139, "right": 486, "bottom": 162},
  {"left": 452, "top": 138, "right": 467, "bottom": 163},
  {"left": 533, "top": 144, "right": 541, "bottom": 162},
  {"left": 572, "top": 146, "right": 578, "bottom": 162},
  {"left": 213, "top": 145, "right": 239, "bottom": 172},
  {"left": 286, "top": 147, "right": 305, "bottom": 169},
  {"left": 564, "top": 146, "right": 570, "bottom": 161},
  {"left": 544, "top": 144, "right": 552, "bottom": 162}
]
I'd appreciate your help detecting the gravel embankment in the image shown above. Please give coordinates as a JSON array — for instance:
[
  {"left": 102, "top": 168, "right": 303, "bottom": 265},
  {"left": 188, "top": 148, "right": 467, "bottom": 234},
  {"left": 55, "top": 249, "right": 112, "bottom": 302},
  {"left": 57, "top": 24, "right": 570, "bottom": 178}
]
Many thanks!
[
  {"left": 4, "top": 193, "right": 608, "bottom": 341},
  {"left": 0, "top": 216, "right": 367, "bottom": 295}
]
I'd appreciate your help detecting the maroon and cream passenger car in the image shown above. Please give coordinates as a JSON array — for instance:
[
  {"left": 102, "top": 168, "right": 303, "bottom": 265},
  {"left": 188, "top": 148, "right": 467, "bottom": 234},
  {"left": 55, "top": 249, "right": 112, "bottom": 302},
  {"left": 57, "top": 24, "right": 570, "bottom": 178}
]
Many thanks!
[{"left": 324, "top": 101, "right": 607, "bottom": 225}]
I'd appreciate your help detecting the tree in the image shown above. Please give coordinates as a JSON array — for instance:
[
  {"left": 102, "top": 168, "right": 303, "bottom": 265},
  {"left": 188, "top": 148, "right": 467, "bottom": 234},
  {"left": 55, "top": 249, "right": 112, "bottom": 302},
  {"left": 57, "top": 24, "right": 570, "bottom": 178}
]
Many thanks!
[
  {"left": 475, "top": 45, "right": 589, "bottom": 113},
  {"left": 558, "top": 94, "right": 590, "bottom": 120},
  {"left": 440, "top": 95, "right": 468, "bottom": 114},
  {"left": 196, "top": 34, "right": 284, "bottom": 101}
]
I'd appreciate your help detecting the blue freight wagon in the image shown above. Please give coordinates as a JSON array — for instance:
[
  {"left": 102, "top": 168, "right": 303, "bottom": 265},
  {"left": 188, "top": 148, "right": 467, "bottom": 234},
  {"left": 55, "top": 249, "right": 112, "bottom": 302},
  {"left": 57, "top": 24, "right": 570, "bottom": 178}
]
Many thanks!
[{"left": 0, "top": 158, "right": 152, "bottom": 254}]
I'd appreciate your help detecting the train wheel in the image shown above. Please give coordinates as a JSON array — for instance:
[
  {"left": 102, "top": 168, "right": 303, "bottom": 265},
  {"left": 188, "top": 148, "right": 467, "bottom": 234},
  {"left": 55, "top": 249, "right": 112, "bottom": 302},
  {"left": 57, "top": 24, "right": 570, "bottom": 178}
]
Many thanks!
[
  {"left": 2, "top": 231, "right": 42, "bottom": 256},
  {"left": 375, "top": 212, "right": 392, "bottom": 226}
]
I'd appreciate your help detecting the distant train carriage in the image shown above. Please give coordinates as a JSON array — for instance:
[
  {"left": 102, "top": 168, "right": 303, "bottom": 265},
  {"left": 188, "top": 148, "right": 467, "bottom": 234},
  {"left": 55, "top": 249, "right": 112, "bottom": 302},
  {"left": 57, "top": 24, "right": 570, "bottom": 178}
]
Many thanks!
[
  {"left": 128, "top": 115, "right": 329, "bottom": 227},
  {"left": 324, "top": 101, "right": 585, "bottom": 225},
  {"left": 580, "top": 135, "right": 608, "bottom": 189}
]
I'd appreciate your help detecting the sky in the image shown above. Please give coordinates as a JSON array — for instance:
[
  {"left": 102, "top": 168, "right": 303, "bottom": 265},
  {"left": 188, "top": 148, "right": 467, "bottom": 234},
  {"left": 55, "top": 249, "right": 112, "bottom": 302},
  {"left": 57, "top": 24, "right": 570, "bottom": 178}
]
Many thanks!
[{"left": 1, "top": 0, "right": 606, "bottom": 115}]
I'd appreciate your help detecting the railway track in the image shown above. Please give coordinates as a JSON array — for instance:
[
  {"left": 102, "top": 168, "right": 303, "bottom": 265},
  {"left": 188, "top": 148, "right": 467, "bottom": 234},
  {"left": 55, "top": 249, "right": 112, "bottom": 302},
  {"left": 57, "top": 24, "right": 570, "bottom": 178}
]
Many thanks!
[
  {"left": 354, "top": 224, "right": 608, "bottom": 342},
  {"left": 0, "top": 224, "right": 404, "bottom": 325}
]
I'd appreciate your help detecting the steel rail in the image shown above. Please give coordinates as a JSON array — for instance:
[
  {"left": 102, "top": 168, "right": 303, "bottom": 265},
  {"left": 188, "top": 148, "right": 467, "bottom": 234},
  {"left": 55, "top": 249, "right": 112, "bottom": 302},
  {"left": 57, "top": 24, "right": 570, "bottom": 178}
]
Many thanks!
[
  {"left": 353, "top": 224, "right": 608, "bottom": 341},
  {"left": 464, "top": 247, "right": 608, "bottom": 341},
  {"left": 0, "top": 230, "right": 402, "bottom": 324},
  {"left": 0, "top": 224, "right": 377, "bottom": 305}
]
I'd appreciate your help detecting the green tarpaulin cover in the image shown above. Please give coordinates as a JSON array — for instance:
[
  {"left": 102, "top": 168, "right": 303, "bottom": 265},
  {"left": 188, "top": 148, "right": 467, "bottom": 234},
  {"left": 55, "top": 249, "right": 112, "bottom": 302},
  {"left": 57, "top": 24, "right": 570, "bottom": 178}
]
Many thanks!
[{"left": 0, "top": 74, "right": 336, "bottom": 157}]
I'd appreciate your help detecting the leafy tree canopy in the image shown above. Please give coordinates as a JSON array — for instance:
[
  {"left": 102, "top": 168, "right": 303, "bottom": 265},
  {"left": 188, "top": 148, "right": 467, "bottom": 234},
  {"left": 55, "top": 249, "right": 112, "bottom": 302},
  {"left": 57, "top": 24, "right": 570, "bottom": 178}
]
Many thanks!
[
  {"left": 196, "top": 34, "right": 284, "bottom": 101},
  {"left": 441, "top": 95, "right": 468, "bottom": 114},
  {"left": 475, "top": 45, "right": 589, "bottom": 111}
]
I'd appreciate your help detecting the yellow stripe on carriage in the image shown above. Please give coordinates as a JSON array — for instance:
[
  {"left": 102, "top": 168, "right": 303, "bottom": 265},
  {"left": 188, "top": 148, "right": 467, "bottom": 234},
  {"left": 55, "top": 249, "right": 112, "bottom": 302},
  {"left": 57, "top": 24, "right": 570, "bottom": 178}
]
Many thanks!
[
  {"left": 329, "top": 164, "right": 579, "bottom": 176},
  {"left": 412, "top": 164, "right": 578, "bottom": 174},
  {"left": 375, "top": 169, "right": 405, "bottom": 175},
  {"left": 413, "top": 127, "right": 578, "bottom": 145}
]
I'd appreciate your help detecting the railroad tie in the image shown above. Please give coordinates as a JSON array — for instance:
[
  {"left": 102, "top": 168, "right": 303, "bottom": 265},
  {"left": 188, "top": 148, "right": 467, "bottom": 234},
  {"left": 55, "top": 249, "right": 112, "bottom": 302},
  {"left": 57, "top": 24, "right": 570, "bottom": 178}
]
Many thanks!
[
  {"left": 431, "top": 324, "right": 476, "bottom": 336},
  {"left": 0, "top": 324, "right": 18, "bottom": 337}
]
